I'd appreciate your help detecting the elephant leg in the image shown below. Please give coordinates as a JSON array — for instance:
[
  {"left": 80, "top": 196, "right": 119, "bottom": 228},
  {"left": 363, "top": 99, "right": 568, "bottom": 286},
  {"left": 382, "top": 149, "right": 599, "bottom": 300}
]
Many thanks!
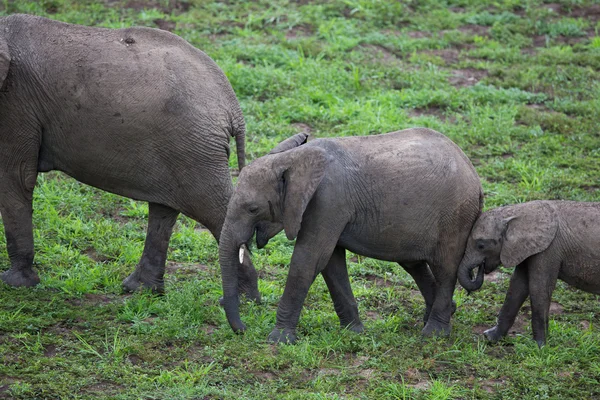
[
  {"left": 0, "top": 164, "right": 39, "bottom": 287},
  {"left": 322, "top": 246, "right": 363, "bottom": 333},
  {"left": 122, "top": 202, "right": 178, "bottom": 293},
  {"left": 422, "top": 259, "right": 458, "bottom": 337},
  {"left": 528, "top": 260, "right": 559, "bottom": 347},
  {"left": 401, "top": 261, "right": 438, "bottom": 324},
  {"left": 484, "top": 262, "right": 529, "bottom": 342},
  {"left": 268, "top": 219, "right": 344, "bottom": 344}
]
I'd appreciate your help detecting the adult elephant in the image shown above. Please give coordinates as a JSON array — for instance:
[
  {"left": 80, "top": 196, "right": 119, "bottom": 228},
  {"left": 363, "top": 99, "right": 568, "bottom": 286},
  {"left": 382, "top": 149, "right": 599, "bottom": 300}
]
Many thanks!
[
  {"left": 0, "top": 14, "right": 259, "bottom": 301},
  {"left": 219, "top": 129, "right": 483, "bottom": 343}
]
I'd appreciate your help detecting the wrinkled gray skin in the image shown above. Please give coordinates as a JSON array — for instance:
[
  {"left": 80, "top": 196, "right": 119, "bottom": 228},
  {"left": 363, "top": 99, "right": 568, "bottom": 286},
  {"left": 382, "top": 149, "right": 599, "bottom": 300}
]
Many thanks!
[
  {"left": 220, "top": 128, "right": 483, "bottom": 344},
  {"left": 0, "top": 14, "right": 259, "bottom": 300},
  {"left": 458, "top": 200, "right": 600, "bottom": 347}
]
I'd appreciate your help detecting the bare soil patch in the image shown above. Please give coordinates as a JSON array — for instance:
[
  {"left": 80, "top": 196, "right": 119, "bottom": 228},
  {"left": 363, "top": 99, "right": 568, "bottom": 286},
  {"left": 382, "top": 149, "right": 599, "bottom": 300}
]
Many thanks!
[
  {"left": 550, "top": 301, "right": 564, "bottom": 315},
  {"left": 357, "top": 44, "right": 398, "bottom": 64},
  {"left": 481, "top": 378, "right": 505, "bottom": 393},
  {"left": 285, "top": 25, "right": 313, "bottom": 39},
  {"left": 408, "top": 106, "right": 454, "bottom": 123},
  {"left": 44, "top": 344, "right": 57, "bottom": 357},
  {"left": 154, "top": 19, "right": 176, "bottom": 32},
  {"left": 485, "top": 270, "right": 507, "bottom": 284},
  {"left": 84, "top": 247, "right": 111, "bottom": 263},
  {"left": 449, "top": 68, "right": 488, "bottom": 87},
  {"left": 458, "top": 24, "right": 490, "bottom": 37},
  {"left": 365, "top": 274, "right": 393, "bottom": 287},
  {"left": 570, "top": 4, "right": 600, "bottom": 21},
  {"left": 422, "top": 49, "right": 460, "bottom": 65}
]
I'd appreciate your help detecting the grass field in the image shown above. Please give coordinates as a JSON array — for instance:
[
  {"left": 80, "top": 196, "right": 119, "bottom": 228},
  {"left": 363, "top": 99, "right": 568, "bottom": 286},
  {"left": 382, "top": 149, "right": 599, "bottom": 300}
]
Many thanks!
[{"left": 1, "top": 0, "right": 600, "bottom": 398}]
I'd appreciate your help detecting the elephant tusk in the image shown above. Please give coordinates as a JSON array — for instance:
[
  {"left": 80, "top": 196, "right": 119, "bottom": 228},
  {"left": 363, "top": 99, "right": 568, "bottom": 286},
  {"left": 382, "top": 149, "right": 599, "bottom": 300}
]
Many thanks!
[{"left": 239, "top": 245, "right": 245, "bottom": 264}]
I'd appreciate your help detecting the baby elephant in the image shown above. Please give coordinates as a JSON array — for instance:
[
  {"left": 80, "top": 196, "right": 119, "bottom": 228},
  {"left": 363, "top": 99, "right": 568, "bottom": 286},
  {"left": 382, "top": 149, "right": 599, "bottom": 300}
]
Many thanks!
[
  {"left": 458, "top": 200, "right": 600, "bottom": 346},
  {"left": 219, "top": 128, "right": 483, "bottom": 343}
]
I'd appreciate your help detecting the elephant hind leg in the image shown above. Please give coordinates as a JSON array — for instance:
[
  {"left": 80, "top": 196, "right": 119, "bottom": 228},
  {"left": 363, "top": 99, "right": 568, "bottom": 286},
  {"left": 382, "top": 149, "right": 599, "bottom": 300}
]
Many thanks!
[
  {"left": 401, "top": 261, "right": 438, "bottom": 325},
  {"left": 0, "top": 160, "right": 39, "bottom": 287},
  {"left": 122, "top": 202, "right": 179, "bottom": 293},
  {"left": 421, "top": 257, "right": 459, "bottom": 337},
  {"left": 322, "top": 246, "right": 363, "bottom": 332}
]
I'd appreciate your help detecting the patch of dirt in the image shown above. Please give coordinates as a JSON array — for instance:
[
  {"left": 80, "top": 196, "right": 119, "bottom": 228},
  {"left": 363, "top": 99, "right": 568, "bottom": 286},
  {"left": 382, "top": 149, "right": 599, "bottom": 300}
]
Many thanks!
[
  {"left": 570, "top": 4, "right": 600, "bottom": 21},
  {"left": 365, "top": 310, "right": 380, "bottom": 320},
  {"left": 542, "top": 3, "right": 562, "bottom": 13},
  {"left": 532, "top": 35, "right": 549, "bottom": 47},
  {"left": 153, "top": 19, "right": 176, "bottom": 32},
  {"left": 508, "top": 308, "right": 530, "bottom": 336},
  {"left": 458, "top": 24, "right": 490, "bottom": 37},
  {"left": 408, "top": 106, "right": 454, "bottom": 123},
  {"left": 357, "top": 44, "right": 398, "bottom": 64},
  {"left": 128, "top": 354, "right": 143, "bottom": 365},
  {"left": 165, "top": 262, "right": 210, "bottom": 275},
  {"left": 481, "top": 378, "right": 505, "bottom": 393},
  {"left": 449, "top": 68, "right": 488, "bottom": 87},
  {"left": 252, "top": 371, "right": 277, "bottom": 381},
  {"left": 201, "top": 324, "right": 218, "bottom": 335},
  {"left": 580, "top": 320, "right": 590, "bottom": 330},
  {"left": 291, "top": 122, "right": 313, "bottom": 136},
  {"left": 285, "top": 24, "right": 313, "bottom": 39},
  {"left": 84, "top": 247, "right": 111, "bottom": 263},
  {"left": 550, "top": 301, "right": 564, "bottom": 315},
  {"left": 358, "top": 369, "right": 375, "bottom": 379},
  {"left": 422, "top": 49, "right": 460, "bottom": 65},
  {"left": 121, "top": 0, "right": 191, "bottom": 13},
  {"left": 406, "top": 31, "right": 431, "bottom": 38},
  {"left": 364, "top": 274, "right": 393, "bottom": 287},
  {"left": 44, "top": 344, "right": 57, "bottom": 357},
  {"left": 318, "top": 368, "right": 341, "bottom": 376}
]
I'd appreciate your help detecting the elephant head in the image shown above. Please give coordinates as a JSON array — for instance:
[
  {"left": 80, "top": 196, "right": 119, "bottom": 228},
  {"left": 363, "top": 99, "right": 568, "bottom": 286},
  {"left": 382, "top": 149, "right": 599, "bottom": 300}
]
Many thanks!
[
  {"left": 219, "top": 133, "right": 328, "bottom": 332},
  {"left": 0, "top": 35, "right": 10, "bottom": 91},
  {"left": 458, "top": 201, "right": 558, "bottom": 292}
]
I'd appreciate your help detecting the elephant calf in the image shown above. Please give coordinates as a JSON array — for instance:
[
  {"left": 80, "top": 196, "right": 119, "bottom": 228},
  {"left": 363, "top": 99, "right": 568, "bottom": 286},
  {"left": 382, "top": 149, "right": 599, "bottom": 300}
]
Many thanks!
[
  {"left": 458, "top": 200, "right": 600, "bottom": 346},
  {"left": 219, "top": 128, "right": 483, "bottom": 343},
  {"left": 0, "top": 14, "right": 259, "bottom": 300}
]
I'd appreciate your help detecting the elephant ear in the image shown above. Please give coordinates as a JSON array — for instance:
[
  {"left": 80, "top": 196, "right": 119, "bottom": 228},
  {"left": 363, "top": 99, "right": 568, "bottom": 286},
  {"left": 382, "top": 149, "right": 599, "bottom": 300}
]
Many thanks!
[
  {"left": 500, "top": 202, "right": 558, "bottom": 268},
  {"left": 279, "top": 146, "right": 328, "bottom": 240},
  {"left": 269, "top": 133, "right": 309, "bottom": 154},
  {"left": 0, "top": 36, "right": 10, "bottom": 91}
]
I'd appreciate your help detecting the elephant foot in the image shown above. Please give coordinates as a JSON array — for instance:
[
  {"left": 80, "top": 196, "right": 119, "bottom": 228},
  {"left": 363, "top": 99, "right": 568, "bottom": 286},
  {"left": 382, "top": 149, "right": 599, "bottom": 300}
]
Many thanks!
[
  {"left": 342, "top": 320, "right": 364, "bottom": 334},
  {"left": 1, "top": 267, "right": 40, "bottom": 287},
  {"left": 122, "top": 269, "right": 164, "bottom": 294},
  {"left": 483, "top": 326, "right": 505, "bottom": 343},
  {"left": 422, "top": 320, "right": 451, "bottom": 337},
  {"left": 267, "top": 328, "right": 297, "bottom": 344},
  {"left": 423, "top": 301, "right": 456, "bottom": 325}
]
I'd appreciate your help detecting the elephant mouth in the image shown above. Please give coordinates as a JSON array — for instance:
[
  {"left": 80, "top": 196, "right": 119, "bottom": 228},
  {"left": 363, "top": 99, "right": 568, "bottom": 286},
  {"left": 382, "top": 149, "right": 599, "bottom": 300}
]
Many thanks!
[{"left": 468, "top": 261, "right": 485, "bottom": 281}]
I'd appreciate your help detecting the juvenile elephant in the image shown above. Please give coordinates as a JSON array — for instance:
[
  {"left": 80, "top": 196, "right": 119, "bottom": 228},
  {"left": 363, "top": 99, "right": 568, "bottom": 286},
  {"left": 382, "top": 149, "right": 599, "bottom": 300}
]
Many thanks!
[
  {"left": 219, "top": 128, "right": 483, "bottom": 343},
  {"left": 458, "top": 200, "right": 600, "bottom": 346},
  {"left": 0, "top": 14, "right": 259, "bottom": 300}
]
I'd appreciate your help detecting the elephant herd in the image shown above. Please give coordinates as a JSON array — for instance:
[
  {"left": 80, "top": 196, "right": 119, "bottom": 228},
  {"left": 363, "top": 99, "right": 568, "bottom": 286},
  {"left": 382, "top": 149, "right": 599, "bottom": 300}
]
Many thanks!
[{"left": 1, "top": 14, "right": 598, "bottom": 347}]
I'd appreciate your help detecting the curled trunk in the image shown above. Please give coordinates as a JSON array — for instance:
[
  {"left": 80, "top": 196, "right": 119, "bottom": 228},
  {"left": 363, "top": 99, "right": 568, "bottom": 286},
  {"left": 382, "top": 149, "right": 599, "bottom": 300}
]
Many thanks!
[{"left": 458, "top": 259, "right": 485, "bottom": 293}]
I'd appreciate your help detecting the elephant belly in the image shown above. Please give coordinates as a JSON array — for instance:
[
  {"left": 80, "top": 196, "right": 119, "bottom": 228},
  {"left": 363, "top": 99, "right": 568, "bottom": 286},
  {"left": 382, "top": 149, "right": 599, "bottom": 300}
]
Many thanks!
[
  {"left": 338, "top": 226, "right": 430, "bottom": 264},
  {"left": 559, "top": 260, "right": 600, "bottom": 295}
]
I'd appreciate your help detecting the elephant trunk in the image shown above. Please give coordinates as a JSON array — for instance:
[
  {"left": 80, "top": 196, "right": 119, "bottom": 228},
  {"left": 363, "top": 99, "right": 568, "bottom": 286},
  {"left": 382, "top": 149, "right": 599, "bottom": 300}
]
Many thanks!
[
  {"left": 458, "top": 257, "right": 485, "bottom": 293},
  {"left": 219, "top": 226, "right": 246, "bottom": 333}
]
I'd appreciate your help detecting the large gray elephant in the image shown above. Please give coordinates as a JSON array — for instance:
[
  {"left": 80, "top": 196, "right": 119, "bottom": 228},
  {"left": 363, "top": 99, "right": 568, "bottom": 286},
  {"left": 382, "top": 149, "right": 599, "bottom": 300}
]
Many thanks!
[
  {"left": 458, "top": 200, "right": 600, "bottom": 347},
  {"left": 0, "top": 14, "right": 259, "bottom": 300},
  {"left": 219, "top": 128, "right": 483, "bottom": 343}
]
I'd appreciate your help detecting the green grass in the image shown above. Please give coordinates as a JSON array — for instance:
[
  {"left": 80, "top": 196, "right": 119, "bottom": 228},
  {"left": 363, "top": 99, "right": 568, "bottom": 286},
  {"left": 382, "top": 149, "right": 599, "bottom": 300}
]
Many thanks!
[{"left": 1, "top": 0, "right": 600, "bottom": 398}]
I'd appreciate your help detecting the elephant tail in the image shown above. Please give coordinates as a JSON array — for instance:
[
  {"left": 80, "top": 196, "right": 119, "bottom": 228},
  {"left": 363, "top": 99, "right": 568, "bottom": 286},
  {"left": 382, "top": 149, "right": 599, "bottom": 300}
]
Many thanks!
[{"left": 234, "top": 130, "right": 246, "bottom": 171}]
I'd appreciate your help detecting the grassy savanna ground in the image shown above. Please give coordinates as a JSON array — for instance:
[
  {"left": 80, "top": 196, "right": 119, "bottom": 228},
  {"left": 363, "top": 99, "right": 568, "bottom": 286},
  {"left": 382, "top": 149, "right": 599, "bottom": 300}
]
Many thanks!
[{"left": 1, "top": 0, "right": 600, "bottom": 398}]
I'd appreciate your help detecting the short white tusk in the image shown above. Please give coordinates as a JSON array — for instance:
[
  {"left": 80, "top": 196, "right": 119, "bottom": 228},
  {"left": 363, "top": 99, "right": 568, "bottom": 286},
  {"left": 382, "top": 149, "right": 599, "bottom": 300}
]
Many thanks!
[{"left": 239, "top": 246, "right": 245, "bottom": 264}]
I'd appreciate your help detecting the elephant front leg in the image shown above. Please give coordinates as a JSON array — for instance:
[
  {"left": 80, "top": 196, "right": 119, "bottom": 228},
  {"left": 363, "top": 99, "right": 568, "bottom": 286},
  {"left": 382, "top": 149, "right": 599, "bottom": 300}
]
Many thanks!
[
  {"left": 322, "top": 246, "right": 363, "bottom": 333},
  {"left": 0, "top": 167, "right": 39, "bottom": 287},
  {"left": 484, "top": 263, "right": 529, "bottom": 342},
  {"left": 122, "top": 203, "right": 179, "bottom": 293},
  {"left": 527, "top": 260, "right": 559, "bottom": 347},
  {"left": 401, "top": 261, "right": 439, "bottom": 325},
  {"left": 268, "top": 221, "right": 344, "bottom": 344}
]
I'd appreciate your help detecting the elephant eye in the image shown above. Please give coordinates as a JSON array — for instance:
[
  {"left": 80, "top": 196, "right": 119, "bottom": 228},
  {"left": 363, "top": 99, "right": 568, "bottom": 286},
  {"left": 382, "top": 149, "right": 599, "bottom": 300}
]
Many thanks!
[
  {"left": 476, "top": 240, "right": 486, "bottom": 250},
  {"left": 248, "top": 205, "right": 259, "bottom": 214}
]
